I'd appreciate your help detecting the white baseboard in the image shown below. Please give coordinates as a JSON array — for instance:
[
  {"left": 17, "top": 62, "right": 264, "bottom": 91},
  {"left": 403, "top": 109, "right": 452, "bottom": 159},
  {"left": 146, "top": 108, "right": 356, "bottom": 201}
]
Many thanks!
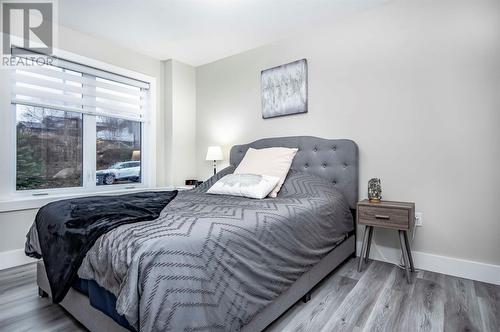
[
  {"left": 0, "top": 248, "right": 37, "bottom": 270},
  {"left": 357, "top": 240, "right": 500, "bottom": 286}
]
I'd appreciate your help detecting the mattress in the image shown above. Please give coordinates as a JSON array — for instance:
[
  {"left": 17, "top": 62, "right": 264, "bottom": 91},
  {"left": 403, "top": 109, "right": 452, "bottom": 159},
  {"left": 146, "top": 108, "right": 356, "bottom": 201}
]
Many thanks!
[{"left": 72, "top": 278, "right": 135, "bottom": 331}]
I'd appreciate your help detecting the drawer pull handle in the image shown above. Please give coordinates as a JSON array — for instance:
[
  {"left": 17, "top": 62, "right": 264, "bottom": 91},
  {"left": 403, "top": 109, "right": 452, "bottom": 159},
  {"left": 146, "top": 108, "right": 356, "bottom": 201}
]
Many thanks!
[{"left": 375, "top": 214, "right": 390, "bottom": 220}]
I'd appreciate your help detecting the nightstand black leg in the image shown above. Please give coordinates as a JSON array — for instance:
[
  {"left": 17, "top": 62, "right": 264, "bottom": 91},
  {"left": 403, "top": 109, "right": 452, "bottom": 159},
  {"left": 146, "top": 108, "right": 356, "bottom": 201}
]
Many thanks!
[
  {"left": 403, "top": 231, "right": 415, "bottom": 272},
  {"left": 365, "top": 226, "right": 374, "bottom": 263},
  {"left": 358, "top": 226, "right": 370, "bottom": 272},
  {"left": 398, "top": 230, "right": 411, "bottom": 283}
]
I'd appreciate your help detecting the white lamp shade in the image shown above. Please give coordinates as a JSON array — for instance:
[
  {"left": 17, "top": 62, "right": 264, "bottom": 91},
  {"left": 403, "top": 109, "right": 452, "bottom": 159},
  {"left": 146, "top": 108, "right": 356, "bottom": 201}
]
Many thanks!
[{"left": 206, "top": 146, "right": 223, "bottom": 161}]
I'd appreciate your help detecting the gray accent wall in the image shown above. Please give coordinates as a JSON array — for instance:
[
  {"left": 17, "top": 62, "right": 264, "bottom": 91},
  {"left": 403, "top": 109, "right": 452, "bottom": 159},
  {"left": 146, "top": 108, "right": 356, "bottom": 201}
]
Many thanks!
[{"left": 195, "top": 0, "right": 500, "bottom": 266}]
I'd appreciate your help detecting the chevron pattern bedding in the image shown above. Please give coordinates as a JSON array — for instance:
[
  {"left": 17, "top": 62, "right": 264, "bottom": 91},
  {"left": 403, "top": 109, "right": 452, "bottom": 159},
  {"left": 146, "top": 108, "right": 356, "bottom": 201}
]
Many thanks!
[{"left": 31, "top": 168, "right": 354, "bottom": 331}]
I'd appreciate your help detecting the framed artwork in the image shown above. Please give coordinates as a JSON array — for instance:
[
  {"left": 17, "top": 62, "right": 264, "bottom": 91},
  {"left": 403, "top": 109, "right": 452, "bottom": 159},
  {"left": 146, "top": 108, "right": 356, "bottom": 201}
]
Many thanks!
[{"left": 261, "top": 58, "right": 308, "bottom": 119}]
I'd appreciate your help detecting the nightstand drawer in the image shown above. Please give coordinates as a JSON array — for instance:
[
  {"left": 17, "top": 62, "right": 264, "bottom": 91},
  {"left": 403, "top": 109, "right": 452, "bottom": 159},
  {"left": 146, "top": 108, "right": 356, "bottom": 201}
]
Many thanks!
[{"left": 358, "top": 206, "right": 409, "bottom": 229}]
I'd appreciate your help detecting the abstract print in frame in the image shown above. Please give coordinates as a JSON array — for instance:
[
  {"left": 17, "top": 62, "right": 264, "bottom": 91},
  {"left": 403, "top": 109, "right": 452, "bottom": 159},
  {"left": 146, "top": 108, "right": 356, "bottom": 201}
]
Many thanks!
[{"left": 261, "top": 59, "right": 308, "bottom": 119}]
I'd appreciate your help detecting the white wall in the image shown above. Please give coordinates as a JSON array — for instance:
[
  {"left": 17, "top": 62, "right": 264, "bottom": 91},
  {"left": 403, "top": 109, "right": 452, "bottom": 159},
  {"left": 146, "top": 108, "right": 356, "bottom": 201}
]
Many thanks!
[
  {"left": 0, "top": 28, "right": 199, "bottom": 263},
  {"left": 0, "top": 25, "right": 166, "bottom": 260},
  {"left": 163, "top": 60, "right": 197, "bottom": 186},
  {"left": 196, "top": 0, "right": 500, "bottom": 270}
]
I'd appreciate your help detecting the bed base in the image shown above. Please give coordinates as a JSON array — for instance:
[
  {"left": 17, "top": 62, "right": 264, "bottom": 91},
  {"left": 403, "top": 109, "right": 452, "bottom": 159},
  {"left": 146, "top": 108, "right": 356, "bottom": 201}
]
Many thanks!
[{"left": 37, "top": 235, "right": 355, "bottom": 332}]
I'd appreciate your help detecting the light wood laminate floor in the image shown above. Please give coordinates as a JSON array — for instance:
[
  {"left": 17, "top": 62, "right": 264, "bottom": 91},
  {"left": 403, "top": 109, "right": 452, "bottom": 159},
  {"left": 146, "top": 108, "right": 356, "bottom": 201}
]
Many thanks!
[{"left": 0, "top": 259, "right": 498, "bottom": 332}]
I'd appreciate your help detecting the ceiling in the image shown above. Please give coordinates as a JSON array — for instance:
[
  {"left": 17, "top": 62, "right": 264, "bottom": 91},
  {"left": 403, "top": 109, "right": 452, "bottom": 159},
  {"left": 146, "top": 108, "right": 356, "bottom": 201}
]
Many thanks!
[{"left": 59, "top": 0, "right": 385, "bottom": 66}]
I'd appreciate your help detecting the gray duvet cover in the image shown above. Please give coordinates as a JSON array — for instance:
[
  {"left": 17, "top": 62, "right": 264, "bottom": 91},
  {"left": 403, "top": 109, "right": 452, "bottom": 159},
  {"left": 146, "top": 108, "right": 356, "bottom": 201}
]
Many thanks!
[{"left": 27, "top": 168, "right": 353, "bottom": 331}]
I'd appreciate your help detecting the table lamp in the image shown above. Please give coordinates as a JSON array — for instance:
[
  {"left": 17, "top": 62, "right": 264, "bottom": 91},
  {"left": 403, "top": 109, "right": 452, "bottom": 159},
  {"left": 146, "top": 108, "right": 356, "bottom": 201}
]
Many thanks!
[{"left": 206, "top": 146, "right": 223, "bottom": 175}]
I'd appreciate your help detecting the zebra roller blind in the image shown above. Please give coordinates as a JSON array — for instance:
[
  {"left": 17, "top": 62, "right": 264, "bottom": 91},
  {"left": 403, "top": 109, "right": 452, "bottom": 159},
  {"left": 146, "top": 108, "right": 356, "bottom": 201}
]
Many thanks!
[{"left": 11, "top": 52, "right": 150, "bottom": 121}]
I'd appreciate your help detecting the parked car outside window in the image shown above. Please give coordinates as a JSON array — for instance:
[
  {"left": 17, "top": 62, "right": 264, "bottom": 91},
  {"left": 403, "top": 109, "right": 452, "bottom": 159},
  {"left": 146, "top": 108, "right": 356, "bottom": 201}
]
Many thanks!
[{"left": 96, "top": 161, "right": 141, "bottom": 185}]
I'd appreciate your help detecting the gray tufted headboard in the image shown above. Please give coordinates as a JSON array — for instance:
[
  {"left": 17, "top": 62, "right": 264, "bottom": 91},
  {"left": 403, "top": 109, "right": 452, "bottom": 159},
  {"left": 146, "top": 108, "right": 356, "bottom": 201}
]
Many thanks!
[{"left": 230, "top": 136, "right": 359, "bottom": 209}]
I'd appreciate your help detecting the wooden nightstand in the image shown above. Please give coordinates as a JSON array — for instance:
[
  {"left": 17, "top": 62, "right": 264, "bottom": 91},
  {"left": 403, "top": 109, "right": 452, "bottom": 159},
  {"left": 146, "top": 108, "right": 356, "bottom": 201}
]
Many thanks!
[{"left": 357, "top": 199, "right": 415, "bottom": 283}]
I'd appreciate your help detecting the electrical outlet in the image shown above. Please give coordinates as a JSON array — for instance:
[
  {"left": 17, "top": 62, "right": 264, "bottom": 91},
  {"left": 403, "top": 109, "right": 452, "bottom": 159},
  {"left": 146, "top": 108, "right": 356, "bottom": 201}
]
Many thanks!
[{"left": 415, "top": 212, "right": 423, "bottom": 226}]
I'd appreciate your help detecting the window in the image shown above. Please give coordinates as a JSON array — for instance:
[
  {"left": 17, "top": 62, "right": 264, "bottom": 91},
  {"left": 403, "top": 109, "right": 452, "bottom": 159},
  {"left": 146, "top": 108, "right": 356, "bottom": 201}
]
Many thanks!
[
  {"left": 16, "top": 105, "right": 83, "bottom": 190},
  {"left": 96, "top": 116, "right": 141, "bottom": 186},
  {"left": 11, "top": 52, "right": 151, "bottom": 194}
]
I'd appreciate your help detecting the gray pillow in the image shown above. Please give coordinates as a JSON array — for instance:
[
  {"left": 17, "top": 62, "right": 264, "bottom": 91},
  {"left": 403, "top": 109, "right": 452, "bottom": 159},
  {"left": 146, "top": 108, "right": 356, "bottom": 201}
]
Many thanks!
[{"left": 207, "top": 174, "right": 280, "bottom": 199}]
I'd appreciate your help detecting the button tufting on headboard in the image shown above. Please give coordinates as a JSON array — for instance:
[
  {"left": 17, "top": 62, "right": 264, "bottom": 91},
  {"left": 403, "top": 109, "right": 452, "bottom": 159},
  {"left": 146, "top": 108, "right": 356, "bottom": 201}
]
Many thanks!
[{"left": 229, "top": 136, "right": 359, "bottom": 209}]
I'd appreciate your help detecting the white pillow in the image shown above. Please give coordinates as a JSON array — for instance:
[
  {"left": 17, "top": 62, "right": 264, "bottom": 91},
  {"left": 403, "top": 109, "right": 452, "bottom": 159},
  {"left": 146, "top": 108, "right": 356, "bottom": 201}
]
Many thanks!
[
  {"left": 207, "top": 174, "right": 280, "bottom": 199},
  {"left": 234, "top": 147, "right": 298, "bottom": 198}
]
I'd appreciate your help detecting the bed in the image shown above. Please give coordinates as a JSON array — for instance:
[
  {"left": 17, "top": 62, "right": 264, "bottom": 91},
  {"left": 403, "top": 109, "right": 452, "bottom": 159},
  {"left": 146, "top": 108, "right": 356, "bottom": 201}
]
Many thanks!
[{"left": 30, "top": 136, "right": 359, "bottom": 332}]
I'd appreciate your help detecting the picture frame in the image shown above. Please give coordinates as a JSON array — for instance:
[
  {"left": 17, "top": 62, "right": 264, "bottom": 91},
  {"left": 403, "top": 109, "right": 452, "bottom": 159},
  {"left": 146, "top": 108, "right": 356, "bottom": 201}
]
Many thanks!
[{"left": 261, "top": 58, "right": 308, "bottom": 119}]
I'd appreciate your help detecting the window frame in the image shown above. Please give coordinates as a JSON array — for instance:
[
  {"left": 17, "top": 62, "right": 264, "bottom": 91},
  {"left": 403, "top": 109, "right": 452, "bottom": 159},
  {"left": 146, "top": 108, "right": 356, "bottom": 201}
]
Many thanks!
[{"left": 1, "top": 48, "right": 157, "bottom": 206}]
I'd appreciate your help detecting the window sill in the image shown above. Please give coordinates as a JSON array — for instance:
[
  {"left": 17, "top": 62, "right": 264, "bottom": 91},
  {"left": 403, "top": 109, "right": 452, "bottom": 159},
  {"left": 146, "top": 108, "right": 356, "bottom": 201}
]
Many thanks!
[{"left": 0, "top": 186, "right": 175, "bottom": 213}]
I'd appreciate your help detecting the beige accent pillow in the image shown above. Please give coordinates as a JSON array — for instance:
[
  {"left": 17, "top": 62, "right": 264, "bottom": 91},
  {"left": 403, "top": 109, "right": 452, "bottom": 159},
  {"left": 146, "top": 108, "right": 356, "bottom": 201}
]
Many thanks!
[{"left": 234, "top": 147, "right": 298, "bottom": 197}]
